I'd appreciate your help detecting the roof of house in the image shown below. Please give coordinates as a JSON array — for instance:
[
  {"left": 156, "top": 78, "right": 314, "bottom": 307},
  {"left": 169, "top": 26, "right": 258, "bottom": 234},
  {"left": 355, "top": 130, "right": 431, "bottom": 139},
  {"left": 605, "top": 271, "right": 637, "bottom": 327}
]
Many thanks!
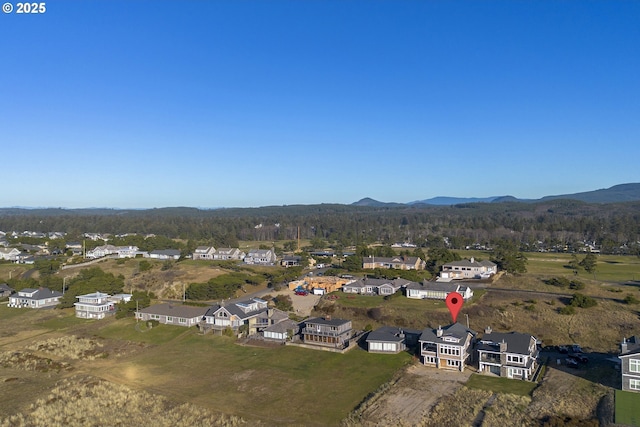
[
  {"left": 247, "top": 249, "right": 274, "bottom": 256},
  {"left": 345, "top": 278, "right": 413, "bottom": 289},
  {"left": 264, "top": 318, "right": 299, "bottom": 334},
  {"left": 150, "top": 249, "right": 181, "bottom": 256},
  {"left": 620, "top": 336, "right": 640, "bottom": 356},
  {"left": 16, "top": 287, "right": 63, "bottom": 300},
  {"left": 204, "top": 298, "right": 269, "bottom": 320},
  {"left": 419, "top": 323, "right": 477, "bottom": 343},
  {"left": 0, "top": 283, "right": 13, "bottom": 292},
  {"left": 363, "top": 256, "right": 422, "bottom": 265},
  {"left": 366, "top": 326, "right": 420, "bottom": 343},
  {"left": 478, "top": 331, "right": 536, "bottom": 355},
  {"left": 77, "top": 292, "right": 110, "bottom": 299},
  {"left": 304, "top": 317, "right": 351, "bottom": 327},
  {"left": 420, "top": 280, "right": 461, "bottom": 292},
  {"left": 138, "top": 303, "right": 208, "bottom": 318},
  {"left": 444, "top": 259, "right": 496, "bottom": 268}
]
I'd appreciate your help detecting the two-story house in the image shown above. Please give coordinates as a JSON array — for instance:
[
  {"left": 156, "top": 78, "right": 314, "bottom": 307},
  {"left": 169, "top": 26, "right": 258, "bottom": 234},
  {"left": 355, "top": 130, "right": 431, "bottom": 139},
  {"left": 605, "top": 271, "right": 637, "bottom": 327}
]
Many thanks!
[
  {"left": 192, "top": 246, "right": 216, "bottom": 260},
  {"left": 440, "top": 258, "right": 497, "bottom": 280},
  {"left": 477, "top": 328, "right": 539, "bottom": 380},
  {"left": 74, "top": 292, "right": 117, "bottom": 319},
  {"left": 213, "top": 248, "right": 245, "bottom": 261},
  {"left": 0, "top": 248, "right": 21, "bottom": 261},
  {"left": 86, "top": 245, "right": 139, "bottom": 259},
  {"left": 620, "top": 336, "right": 640, "bottom": 392},
  {"left": 202, "top": 298, "right": 271, "bottom": 335},
  {"left": 302, "top": 317, "right": 353, "bottom": 349},
  {"left": 419, "top": 323, "right": 477, "bottom": 371},
  {"left": 244, "top": 249, "right": 277, "bottom": 265},
  {"left": 9, "top": 287, "right": 62, "bottom": 308}
]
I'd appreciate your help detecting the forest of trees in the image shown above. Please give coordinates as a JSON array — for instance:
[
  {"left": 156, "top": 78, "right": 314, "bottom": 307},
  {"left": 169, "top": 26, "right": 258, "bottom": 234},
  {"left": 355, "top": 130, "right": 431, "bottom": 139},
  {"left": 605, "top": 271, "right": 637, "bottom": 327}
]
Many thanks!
[{"left": 0, "top": 199, "right": 639, "bottom": 255}]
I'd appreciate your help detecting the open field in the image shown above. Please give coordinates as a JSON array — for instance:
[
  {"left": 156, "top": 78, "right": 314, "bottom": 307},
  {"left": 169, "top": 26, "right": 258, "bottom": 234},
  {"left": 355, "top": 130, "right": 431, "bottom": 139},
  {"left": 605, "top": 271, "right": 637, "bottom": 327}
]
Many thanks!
[
  {"left": 466, "top": 373, "right": 537, "bottom": 396},
  {"left": 616, "top": 389, "right": 640, "bottom": 427}
]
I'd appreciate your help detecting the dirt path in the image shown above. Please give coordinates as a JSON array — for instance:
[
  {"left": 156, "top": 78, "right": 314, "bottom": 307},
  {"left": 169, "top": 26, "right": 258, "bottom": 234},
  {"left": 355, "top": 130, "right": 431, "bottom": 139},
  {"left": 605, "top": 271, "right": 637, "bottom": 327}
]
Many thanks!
[{"left": 358, "top": 364, "right": 471, "bottom": 426}]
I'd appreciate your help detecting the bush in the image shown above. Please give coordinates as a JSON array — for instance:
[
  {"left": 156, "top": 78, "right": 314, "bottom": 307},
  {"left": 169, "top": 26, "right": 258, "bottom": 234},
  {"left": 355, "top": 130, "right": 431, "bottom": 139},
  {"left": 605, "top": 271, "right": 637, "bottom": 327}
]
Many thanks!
[
  {"left": 569, "top": 280, "right": 585, "bottom": 290},
  {"left": 624, "top": 294, "right": 640, "bottom": 305},
  {"left": 570, "top": 293, "right": 597, "bottom": 308},
  {"left": 146, "top": 319, "right": 160, "bottom": 328},
  {"left": 545, "top": 277, "right": 571, "bottom": 288},
  {"left": 559, "top": 306, "right": 576, "bottom": 315}
]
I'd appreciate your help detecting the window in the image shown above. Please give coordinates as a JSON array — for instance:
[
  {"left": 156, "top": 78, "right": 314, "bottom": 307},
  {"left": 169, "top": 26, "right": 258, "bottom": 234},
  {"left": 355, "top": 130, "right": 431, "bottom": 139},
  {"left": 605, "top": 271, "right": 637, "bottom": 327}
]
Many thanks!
[
  {"left": 179, "top": 318, "right": 186, "bottom": 323},
  {"left": 446, "top": 359, "right": 460, "bottom": 367},
  {"left": 424, "top": 356, "right": 436, "bottom": 364},
  {"left": 508, "top": 368, "right": 523, "bottom": 378},
  {"left": 440, "top": 345, "right": 461, "bottom": 356},
  {"left": 507, "top": 354, "right": 524, "bottom": 364},
  {"left": 630, "top": 359, "right": 640, "bottom": 373},
  {"left": 631, "top": 379, "right": 640, "bottom": 391},
  {"left": 167, "top": 317, "right": 173, "bottom": 322}
]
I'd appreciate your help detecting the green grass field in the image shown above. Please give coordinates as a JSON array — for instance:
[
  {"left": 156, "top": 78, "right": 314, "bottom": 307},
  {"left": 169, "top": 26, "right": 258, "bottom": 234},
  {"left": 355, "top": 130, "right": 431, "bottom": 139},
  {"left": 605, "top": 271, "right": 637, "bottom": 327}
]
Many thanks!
[
  {"left": 465, "top": 374, "right": 538, "bottom": 396},
  {"left": 616, "top": 389, "right": 640, "bottom": 426}
]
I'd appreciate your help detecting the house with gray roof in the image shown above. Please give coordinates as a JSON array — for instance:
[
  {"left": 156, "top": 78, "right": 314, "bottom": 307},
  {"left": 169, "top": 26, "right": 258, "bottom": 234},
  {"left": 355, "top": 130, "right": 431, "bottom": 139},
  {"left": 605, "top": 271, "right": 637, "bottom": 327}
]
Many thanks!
[
  {"left": 620, "top": 336, "right": 640, "bottom": 392},
  {"left": 74, "top": 292, "right": 117, "bottom": 319},
  {"left": 0, "top": 283, "right": 14, "bottom": 298},
  {"left": 213, "top": 248, "right": 245, "bottom": 261},
  {"left": 419, "top": 323, "right": 477, "bottom": 371},
  {"left": 302, "top": 317, "right": 352, "bottom": 349},
  {"left": 9, "top": 287, "right": 62, "bottom": 309},
  {"left": 244, "top": 248, "right": 277, "bottom": 265},
  {"left": 406, "top": 281, "right": 473, "bottom": 301},
  {"left": 366, "top": 326, "right": 421, "bottom": 354},
  {"left": 440, "top": 258, "right": 497, "bottom": 280},
  {"left": 263, "top": 318, "right": 300, "bottom": 342},
  {"left": 193, "top": 246, "right": 216, "bottom": 260},
  {"left": 362, "top": 255, "right": 426, "bottom": 271},
  {"left": 136, "top": 303, "right": 207, "bottom": 327},
  {"left": 0, "top": 247, "right": 21, "bottom": 261},
  {"left": 203, "top": 298, "right": 273, "bottom": 335},
  {"left": 477, "top": 328, "right": 539, "bottom": 380},
  {"left": 342, "top": 277, "right": 413, "bottom": 296},
  {"left": 147, "top": 249, "right": 181, "bottom": 260}
]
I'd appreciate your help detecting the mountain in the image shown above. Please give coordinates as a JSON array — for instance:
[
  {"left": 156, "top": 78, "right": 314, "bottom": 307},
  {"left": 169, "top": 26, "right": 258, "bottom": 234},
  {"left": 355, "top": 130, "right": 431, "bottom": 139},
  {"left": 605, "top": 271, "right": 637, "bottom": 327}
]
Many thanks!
[
  {"left": 365, "top": 183, "right": 640, "bottom": 206},
  {"left": 351, "top": 198, "right": 405, "bottom": 207}
]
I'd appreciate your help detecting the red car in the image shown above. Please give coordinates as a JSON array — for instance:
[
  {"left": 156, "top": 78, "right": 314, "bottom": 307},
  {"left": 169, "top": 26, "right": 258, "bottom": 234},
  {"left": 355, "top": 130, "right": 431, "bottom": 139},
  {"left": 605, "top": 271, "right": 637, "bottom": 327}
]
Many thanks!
[{"left": 295, "top": 290, "right": 308, "bottom": 296}]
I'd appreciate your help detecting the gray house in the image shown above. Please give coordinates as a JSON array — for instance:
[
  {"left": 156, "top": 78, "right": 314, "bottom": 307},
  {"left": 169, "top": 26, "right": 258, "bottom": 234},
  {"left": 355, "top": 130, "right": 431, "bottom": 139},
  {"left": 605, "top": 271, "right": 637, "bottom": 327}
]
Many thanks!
[
  {"left": 0, "top": 283, "right": 13, "bottom": 298},
  {"left": 620, "top": 336, "right": 640, "bottom": 392},
  {"left": 366, "top": 326, "right": 421, "bottom": 354},
  {"left": 302, "top": 317, "right": 352, "bottom": 349},
  {"left": 244, "top": 249, "right": 277, "bottom": 265},
  {"left": 477, "top": 328, "right": 539, "bottom": 380},
  {"left": 136, "top": 303, "right": 208, "bottom": 327},
  {"left": 419, "top": 323, "right": 477, "bottom": 371},
  {"left": 342, "top": 278, "right": 412, "bottom": 296}
]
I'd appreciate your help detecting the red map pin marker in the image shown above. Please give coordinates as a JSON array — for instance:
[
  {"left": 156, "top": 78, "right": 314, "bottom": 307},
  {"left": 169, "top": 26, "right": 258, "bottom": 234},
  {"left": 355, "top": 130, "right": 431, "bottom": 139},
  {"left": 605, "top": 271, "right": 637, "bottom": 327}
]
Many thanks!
[{"left": 445, "top": 291, "right": 464, "bottom": 323}]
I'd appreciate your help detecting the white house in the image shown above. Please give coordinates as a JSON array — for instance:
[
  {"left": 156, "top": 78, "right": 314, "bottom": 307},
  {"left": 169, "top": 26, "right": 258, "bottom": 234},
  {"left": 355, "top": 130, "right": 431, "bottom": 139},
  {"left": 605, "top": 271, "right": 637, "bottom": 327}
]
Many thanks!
[
  {"left": 74, "top": 292, "right": 117, "bottom": 319},
  {"left": 192, "top": 246, "right": 216, "bottom": 260},
  {"left": 440, "top": 258, "right": 497, "bottom": 280},
  {"left": 86, "top": 245, "right": 139, "bottom": 259},
  {"left": 0, "top": 248, "right": 21, "bottom": 261},
  {"left": 406, "top": 281, "right": 474, "bottom": 301}
]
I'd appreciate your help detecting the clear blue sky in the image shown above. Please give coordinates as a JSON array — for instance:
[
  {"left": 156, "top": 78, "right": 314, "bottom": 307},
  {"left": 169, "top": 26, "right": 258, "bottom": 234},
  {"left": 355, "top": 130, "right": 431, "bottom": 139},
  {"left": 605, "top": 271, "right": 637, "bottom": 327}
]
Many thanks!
[{"left": 2, "top": 1, "right": 638, "bottom": 208}]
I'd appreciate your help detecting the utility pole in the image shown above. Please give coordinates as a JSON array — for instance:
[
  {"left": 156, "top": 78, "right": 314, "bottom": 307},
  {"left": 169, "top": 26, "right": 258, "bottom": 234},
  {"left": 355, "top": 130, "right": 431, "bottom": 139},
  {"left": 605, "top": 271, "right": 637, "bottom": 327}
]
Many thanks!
[{"left": 465, "top": 313, "right": 469, "bottom": 329}]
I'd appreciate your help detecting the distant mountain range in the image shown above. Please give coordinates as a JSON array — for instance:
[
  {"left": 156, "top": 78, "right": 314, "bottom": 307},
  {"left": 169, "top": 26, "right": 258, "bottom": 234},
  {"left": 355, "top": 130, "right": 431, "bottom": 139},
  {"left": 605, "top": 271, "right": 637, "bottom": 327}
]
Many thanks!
[{"left": 353, "top": 183, "right": 640, "bottom": 206}]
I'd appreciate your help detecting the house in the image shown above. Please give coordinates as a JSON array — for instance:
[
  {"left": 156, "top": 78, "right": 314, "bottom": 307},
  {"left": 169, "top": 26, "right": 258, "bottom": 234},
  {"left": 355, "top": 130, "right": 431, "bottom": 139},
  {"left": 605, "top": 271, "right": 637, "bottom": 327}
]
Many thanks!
[
  {"left": 263, "top": 318, "right": 299, "bottom": 342},
  {"left": 620, "top": 336, "right": 640, "bottom": 392},
  {"left": 342, "top": 277, "right": 412, "bottom": 296},
  {"left": 0, "top": 248, "right": 21, "bottom": 261},
  {"left": 477, "top": 328, "right": 539, "bottom": 380},
  {"left": 405, "top": 281, "right": 474, "bottom": 301},
  {"left": 302, "top": 317, "right": 353, "bottom": 349},
  {"left": 213, "top": 248, "right": 245, "bottom": 261},
  {"left": 147, "top": 249, "right": 181, "bottom": 260},
  {"left": 74, "top": 292, "right": 117, "bottom": 319},
  {"left": 362, "top": 256, "right": 426, "bottom": 271},
  {"left": 244, "top": 248, "right": 277, "bottom": 265},
  {"left": 192, "top": 246, "right": 216, "bottom": 260},
  {"left": 440, "top": 258, "right": 497, "bottom": 280},
  {"left": 281, "top": 255, "right": 302, "bottom": 268},
  {"left": 85, "top": 245, "right": 139, "bottom": 259},
  {"left": 366, "top": 326, "right": 421, "bottom": 354},
  {"left": 0, "top": 283, "right": 14, "bottom": 298},
  {"left": 136, "top": 303, "right": 207, "bottom": 327},
  {"left": 9, "top": 287, "right": 62, "bottom": 308},
  {"left": 419, "top": 323, "right": 477, "bottom": 371},
  {"left": 202, "top": 298, "right": 271, "bottom": 335}
]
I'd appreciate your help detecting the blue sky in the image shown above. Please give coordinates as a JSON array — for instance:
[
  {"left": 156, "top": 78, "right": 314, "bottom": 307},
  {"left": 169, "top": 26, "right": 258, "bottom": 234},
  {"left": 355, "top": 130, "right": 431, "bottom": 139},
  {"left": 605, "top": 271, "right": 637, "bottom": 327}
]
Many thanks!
[{"left": 2, "top": 1, "right": 638, "bottom": 208}]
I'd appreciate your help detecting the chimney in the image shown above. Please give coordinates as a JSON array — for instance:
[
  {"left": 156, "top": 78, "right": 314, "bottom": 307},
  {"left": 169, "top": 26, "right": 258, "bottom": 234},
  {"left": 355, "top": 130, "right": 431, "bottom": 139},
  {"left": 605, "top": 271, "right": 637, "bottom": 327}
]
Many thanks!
[
  {"left": 485, "top": 326, "right": 492, "bottom": 335},
  {"left": 436, "top": 326, "right": 443, "bottom": 337},
  {"left": 325, "top": 315, "right": 331, "bottom": 321},
  {"left": 499, "top": 340, "right": 507, "bottom": 352},
  {"left": 470, "top": 257, "right": 475, "bottom": 263},
  {"left": 621, "top": 337, "right": 628, "bottom": 354}
]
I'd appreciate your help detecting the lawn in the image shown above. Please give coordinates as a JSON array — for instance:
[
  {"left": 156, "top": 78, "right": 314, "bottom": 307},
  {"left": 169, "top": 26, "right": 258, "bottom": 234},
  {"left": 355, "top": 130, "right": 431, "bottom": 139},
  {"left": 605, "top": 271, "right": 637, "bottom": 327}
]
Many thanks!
[
  {"left": 91, "top": 320, "right": 411, "bottom": 426},
  {"left": 616, "top": 389, "right": 640, "bottom": 427},
  {"left": 465, "top": 373, "right": 538, "bottom": 396},
  {"left": 96, "top": 317, "right": 192, "bottom": 345}
]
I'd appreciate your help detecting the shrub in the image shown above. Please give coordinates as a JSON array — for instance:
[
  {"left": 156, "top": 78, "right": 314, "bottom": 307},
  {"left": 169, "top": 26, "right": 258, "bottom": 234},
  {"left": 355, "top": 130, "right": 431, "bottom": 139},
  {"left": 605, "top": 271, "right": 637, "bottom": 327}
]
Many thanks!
[
  {"left": 147, "top": 319, "right": 160, "bottom": 328},
  {"left": 624, "top": 294, "right": 640, "bottom": 305},
  {"left": 569, "top": 280, "right": 585, "bottom": 290},
  {"left": 570, "top": 293, "right": 597, "bottom": 309},
  {"left": 559, "top": 306, "right": 576, "bottom": 315}
]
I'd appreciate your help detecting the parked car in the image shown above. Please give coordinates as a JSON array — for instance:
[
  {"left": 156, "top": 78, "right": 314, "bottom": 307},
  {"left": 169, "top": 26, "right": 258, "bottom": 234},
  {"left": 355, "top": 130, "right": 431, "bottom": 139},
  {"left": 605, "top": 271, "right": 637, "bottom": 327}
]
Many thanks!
[
  {"left": 568, "top": 353, "right": 588, "bottom": 364},
  {"left": 294, "top": 290, "right": 308, "bottom": 296},
  {"left": 557, "top": 345, "right": 569, "bottom": 354},
  {"left": 571, "top": 344, "right": 583, "bottom": 353},
  {"left": 565, "top": 358, "right": 579, "bottom": 368}
]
